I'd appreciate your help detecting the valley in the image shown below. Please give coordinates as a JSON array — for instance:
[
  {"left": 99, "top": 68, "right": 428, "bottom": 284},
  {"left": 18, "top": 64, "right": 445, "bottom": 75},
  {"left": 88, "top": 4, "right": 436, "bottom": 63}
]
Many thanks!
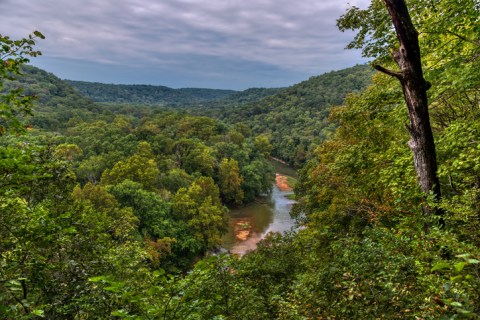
[{"left": 2, "top": 4, "right": 480, "bottom": 316}]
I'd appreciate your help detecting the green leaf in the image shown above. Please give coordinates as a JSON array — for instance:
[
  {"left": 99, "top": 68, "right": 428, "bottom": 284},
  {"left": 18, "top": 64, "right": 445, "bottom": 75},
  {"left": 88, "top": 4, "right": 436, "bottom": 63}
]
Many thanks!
[
  {"left": 8, "top": 280, "right": 21, "bottom": 286},
  {"left": 153, "top": 269, "right": 165, "bottom": 277},
  {"left": 458, "top": 309, "right": 473, "bottom": 315},
  {"left": 111, "top": 309, "right": 129, "bottom": 317},
  {"left": 89, "top": 276, "right": 108, "bottom": 283},
  {"left": 31, "top": 309, "right": 45, "bottom": 317},
  {"left": 431, "top": 261, "right": 450, "bottom": 271},
  {"left": 450, "top": 275, "right": 463, "bottom": 282},
  {"left": 65, "top": 227, "right": 77, "bottom": 234},
  {"left": 33, "top": 31, "right": 45, "bottom": 39},
  {"left": 104, "top": 282, "right": 124, "bottom": 292},
  {"left": 454, "top": 261, "right": 467, "bottom": 273}
]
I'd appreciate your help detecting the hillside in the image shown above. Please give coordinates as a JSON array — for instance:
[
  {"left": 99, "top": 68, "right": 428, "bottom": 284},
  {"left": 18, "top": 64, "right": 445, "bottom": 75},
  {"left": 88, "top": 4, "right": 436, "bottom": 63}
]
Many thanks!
[
  {"left": 2, "top": 65, "right": 101, "bottom": 131},
  {"left": 3, "top": 66, "right": 93, "bottom": 108},
  {"left": 65, "top": 79, "right": 284, "bottom": 108},
  {"left": 65, "top": 80, "right": 238, "bottom": 105},
  {"left": 7, "top": 64, "right": 373, "bottom": 166},
  {"left": 62, "top": 65, "right": 374, "bottom": 166},
  {"left": 207, "top": 64, "right": 375, "bottom": 165}
]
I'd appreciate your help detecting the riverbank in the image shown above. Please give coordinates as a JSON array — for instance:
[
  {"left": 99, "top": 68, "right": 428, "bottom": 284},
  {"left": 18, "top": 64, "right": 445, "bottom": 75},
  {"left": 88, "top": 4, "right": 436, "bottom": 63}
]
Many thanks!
[
  {"left": 223, "top": 173, "right": 297, "bottom": 256},
  {"left": 275, "top": 173, "right": 296, "bottom": 192},
  {"left": 221, "top": 158, "right": 298, "bottom": 256}
]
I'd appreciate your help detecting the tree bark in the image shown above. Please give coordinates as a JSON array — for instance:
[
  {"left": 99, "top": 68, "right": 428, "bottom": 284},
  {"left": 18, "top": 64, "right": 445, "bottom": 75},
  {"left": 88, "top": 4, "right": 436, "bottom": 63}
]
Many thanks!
[{"left": 373, "top": 0, "right": 443, "bottom": 220}]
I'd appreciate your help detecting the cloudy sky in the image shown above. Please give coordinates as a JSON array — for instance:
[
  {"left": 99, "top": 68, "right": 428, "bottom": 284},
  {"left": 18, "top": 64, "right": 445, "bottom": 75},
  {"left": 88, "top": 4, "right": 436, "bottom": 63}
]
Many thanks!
[{"left": 1, "top": 0, "right": 369, "bottom": 90}]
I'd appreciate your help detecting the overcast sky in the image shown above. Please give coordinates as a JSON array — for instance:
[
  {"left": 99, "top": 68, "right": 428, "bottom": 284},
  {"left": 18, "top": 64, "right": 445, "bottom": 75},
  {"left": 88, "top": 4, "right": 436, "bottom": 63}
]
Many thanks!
[{"left": 1, "top": 0, "right": 370, "bottom": 90}]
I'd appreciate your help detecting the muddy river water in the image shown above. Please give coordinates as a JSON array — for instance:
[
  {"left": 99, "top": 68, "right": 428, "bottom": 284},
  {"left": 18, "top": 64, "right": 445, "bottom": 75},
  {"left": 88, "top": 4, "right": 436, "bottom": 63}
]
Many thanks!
[{"left": 221, "top": 161, "right": 297, "bottom": 255}]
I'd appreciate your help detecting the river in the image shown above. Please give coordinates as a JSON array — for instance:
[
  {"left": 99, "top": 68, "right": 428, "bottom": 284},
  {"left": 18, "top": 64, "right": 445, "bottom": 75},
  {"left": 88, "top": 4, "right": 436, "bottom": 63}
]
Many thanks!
[{"left": 221, "top": 161, "right": 297, "bottom": 255}]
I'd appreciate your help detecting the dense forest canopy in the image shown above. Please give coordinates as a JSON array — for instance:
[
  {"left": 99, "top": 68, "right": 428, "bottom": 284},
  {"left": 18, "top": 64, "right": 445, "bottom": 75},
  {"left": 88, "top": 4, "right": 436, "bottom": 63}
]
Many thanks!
[
  {"left": 206, "top": 64, "right": 374, "bottom": 166},
  {"left": 69, "top": 64, "right": 374, "bottom": 167},
  {"left": 1, "top": 48, "right": 276, "bottom": 316},
  {"left": 65, "top": 80, "right": 238, "bottom": 105},
  {"left": 1, "top": 0, "right": 480, "bottom": 318}
]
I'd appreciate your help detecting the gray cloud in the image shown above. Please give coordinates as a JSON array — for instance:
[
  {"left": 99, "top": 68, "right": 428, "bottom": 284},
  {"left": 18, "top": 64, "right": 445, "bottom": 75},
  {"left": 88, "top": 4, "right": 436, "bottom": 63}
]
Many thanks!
[{"left": 1, "top": 0, "right": 370, "bottom": 89}]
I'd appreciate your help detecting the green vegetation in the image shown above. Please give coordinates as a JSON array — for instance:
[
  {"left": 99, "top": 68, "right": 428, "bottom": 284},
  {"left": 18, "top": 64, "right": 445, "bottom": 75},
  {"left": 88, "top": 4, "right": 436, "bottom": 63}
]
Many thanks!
[
  {"left": 0, "top": 32, "right": 44, "bottom": 134},
  {"left": 1, "top": 0, "right": 480, "bottom": 317},
  {"left": 66, "top": 80, "right": 237, "bottom": 105},
  {"left": 286, "top": 175, "right": 297, "bottom": 188},
  {"left": 69, "top": 65, "right": 373, "bottom": 167},
  {"left": 67, "top": 79, "right": 282, "bottom": 107},
  {"left": 191, "top": 64, "right": 374, "bottom": 167},
  {"left": 0, "top": 33, "right": 276, "bottom": 318}
]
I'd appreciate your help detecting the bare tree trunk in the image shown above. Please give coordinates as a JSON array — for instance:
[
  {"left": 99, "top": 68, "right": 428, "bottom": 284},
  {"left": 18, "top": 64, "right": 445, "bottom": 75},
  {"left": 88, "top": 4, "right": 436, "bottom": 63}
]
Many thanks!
[{"left": 373, "top": 0, "right": 443, "bottom": 223}]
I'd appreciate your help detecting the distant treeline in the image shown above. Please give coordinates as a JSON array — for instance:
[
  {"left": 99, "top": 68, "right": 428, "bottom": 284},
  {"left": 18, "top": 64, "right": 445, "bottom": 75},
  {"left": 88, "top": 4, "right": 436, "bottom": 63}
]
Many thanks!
[{"left": 65, "top": 79, "right": 282, "bottom": 106}]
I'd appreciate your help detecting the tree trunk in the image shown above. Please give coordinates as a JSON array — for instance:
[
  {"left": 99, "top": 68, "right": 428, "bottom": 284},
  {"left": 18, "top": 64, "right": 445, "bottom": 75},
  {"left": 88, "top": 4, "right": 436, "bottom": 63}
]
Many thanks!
[{"left": 374, "top": 0, "right": 443, "bottom": 221}]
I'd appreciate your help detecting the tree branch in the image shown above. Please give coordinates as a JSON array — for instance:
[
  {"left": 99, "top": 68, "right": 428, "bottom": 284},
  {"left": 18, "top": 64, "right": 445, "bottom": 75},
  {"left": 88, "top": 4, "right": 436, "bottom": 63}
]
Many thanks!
[
  {"left": 372, "top": 64, "right": 404, "bottom": 81},
  {"left": 445, "top": 30, "right": 480, "bottom": 47}
]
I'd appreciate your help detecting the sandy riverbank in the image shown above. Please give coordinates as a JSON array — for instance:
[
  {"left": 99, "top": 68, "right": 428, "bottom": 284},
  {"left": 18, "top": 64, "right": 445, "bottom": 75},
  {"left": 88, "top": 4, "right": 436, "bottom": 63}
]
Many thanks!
[{"left": 275, "top": 173, "right": 294, "bottom": 191}]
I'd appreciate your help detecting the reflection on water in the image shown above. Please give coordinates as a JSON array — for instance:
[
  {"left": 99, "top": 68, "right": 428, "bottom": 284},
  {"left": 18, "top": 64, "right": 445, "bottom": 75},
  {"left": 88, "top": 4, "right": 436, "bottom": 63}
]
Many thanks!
[
  {"left": 221, "top": 185, "right": 296, "bottom": 255},
  {"left": 271, "top": 159, "right": 298, "bottom": 178}
]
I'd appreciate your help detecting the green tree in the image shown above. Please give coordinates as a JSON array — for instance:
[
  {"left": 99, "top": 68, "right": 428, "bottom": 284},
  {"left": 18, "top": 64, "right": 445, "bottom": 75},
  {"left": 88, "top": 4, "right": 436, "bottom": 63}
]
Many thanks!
[
  {"left": 0, "top": 31, "right": 44, "bottom": 135},
  {"left": 76, "top": 154, "right": 108, "bottom": 183},
  {"left": 101, "top": 141, "right": 160, "bottom": 190},
  {"left": 72, "top": 182, "right": 139, "bottom": 240},
  {"left": 107, "top": 180, "right": 172, "bottom": 239},
  {"left": 254, "top": 134, "right": 273, "bottom": 157},
  {"left": 172, "top": 138, "right": 215, "bottom": 176},
  {"left": 339, "top": 0, "right": 443, "bottom": 221},
  {"left": 54, "top": 143, "right": 83, "bottom": 161},
  {"left": 337, "top": 0, "right": 480, "bottom": 221},
  {"left": 0, "top": 141, "right": 144, "bottom": 318},
  {"left": 218, "top": 158, "right": 244, "bottom": 205},
  {"left": 160, "top": 168, "right": 192, "bottom": 193},
  {"left": 172, "top": 177, "right": 227, "bottom": 251},
  {"left": 241, "top": 159, "right": 275, "bottom": 202}
]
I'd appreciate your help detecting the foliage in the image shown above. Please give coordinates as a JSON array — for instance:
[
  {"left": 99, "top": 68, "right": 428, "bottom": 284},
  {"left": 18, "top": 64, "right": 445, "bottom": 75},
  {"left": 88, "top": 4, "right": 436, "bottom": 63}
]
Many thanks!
[
  {"left": 101, "top": 141, "right": 160, "bottom": 190},
  {"left": 172, "top": 177, "right": 228, "bottom": 251},
  {"left": 337, "top": 0, "right": 480, "bottom": 115},
  {"left": 0, "top": 35, "right": 278, "bottom": 316},
  {"left": 218, "top": 158, "right": 244, "bottom": 205},
  {"left": 66, "top": 80, "right": 237, "bottom": 105},
  {"left": 0, "top": 141, "right": 143, "bottom": 318},
  {"left": 0, "top": 32, "right": 44, "bottom": 134},
  {"left": 2, "top": 3, "right": 480, "bottom": 316},
  {"left": 2, "top": 65, "right": 98, "bottom": 132},
  {"left": 202, "top": 64, "right": 374, "bottom": 166},
  {"left": 66, "top": 64, "right": 373, "bottom": 167}
]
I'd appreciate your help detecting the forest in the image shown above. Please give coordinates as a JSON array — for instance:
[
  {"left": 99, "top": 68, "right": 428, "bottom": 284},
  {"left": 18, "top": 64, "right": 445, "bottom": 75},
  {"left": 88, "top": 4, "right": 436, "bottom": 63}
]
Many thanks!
[
  {"left": 1, "top": 0, "right": 480, "bottom": 318},
  {"left": 67, "top": 65, "right": 373, "bottom": 167}
]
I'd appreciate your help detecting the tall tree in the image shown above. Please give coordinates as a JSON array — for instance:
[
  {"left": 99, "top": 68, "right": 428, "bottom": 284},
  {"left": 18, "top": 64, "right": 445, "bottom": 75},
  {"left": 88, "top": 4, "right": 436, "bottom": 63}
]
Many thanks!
[
  {"left": 218, "top": 158, "right": 244, "bottom": 205},
  {"left": 172, "top": 177, "right": 227, "bottom": 251},
  {"left": 101, "top": 141, "right": 160, "bottom": 190},
  {"left": 338, "top": 0, "right": 442, "bottom": 220}
]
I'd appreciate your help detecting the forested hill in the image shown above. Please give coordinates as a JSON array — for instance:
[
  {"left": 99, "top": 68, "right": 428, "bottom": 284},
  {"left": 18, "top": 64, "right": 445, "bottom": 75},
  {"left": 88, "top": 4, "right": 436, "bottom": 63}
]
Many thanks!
[
  {"left": 9, "top": 64, "right": 373, "bottom": 167},
  {"left": 215, "top": 87, "right": 284, "bottom": 105},
  {"left": 66, "top": 79, "right": 285, "bottom": 107},
  {"left": 28, "top": 63, "right": 373, "bottom": 166},
  {"left": 4, "top": 65, "right": 95, "bottom": 111},
  {"left": 65, "top": 80, "right": 238, "bottom": 105},
  {"left": 3, "top": 65, "right": 102, "bottom": 131},
  {"left": 205, "top": 64, "right": 375, "bottom": 166}
]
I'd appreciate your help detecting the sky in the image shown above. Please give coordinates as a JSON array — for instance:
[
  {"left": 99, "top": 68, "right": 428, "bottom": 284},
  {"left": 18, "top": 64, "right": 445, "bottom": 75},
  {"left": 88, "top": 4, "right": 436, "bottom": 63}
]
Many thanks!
[{"left": 1, "top": 0, "right": 370, "bottom": 90}]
